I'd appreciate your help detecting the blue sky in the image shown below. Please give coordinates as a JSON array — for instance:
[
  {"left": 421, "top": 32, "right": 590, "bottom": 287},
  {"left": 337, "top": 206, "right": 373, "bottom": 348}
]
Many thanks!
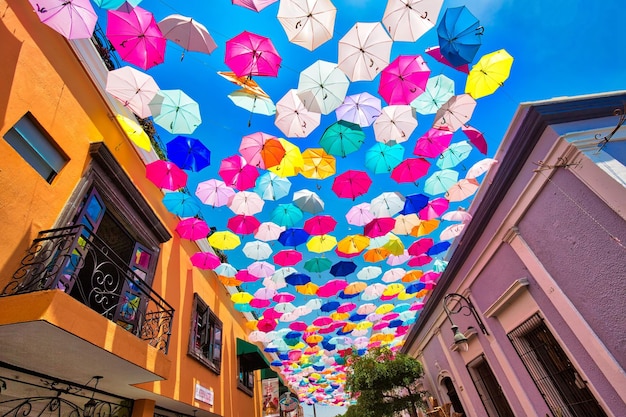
[{"left": 94, "top": 0, "right": 625, "bottom": 415}]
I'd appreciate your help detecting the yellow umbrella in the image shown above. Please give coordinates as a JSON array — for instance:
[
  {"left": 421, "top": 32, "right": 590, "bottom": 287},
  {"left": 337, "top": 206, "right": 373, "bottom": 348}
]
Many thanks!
[
  {"left": 397, "top": 290, "right": 416, "bottom": 300},
  {"left": 337, "top": 234, "right": 370, "bottom": 255},
  {"left": 296, "top": 282, "right": 320, "bottom": 295},
  {"left": 306, "top": 334, "right": 324, "bottom": 345},
  {"left": 375, "top": 303, "right": 395, "bottom": 314},
  {"left": 382, "top": 283, "right": 405, "bottom": 297},
  {"left": 382, "top": 235, "right": 405, "bottom": 255},
  {"left": 410, "top": 219, "right": 440, "bottom": 237},
  {"left": 268, "top": 138, "right": 304, "bottom": 177},
  {"left": 330, "top": 312, "right": 350, "bottom": 321},
  {"left": 465, "top": 49, "right": 514, "bottom": 99},
  {"left": 231, "top": 291, "right": 254, "bottom": 303},
  {"left": 301, "top": 148, "right": 337, "bottom": 180},
  {"left": 208, "top": 230, "right": 241, "bottom": 250},
  {"left": 306, "top": 234, "right": 337, "bottom": 253},
  {"left": 342, "top": 323, "right": 357, "bottom": 333},
  {"left": 355, "top": 321, "right": 373, "bottom": 330},
  {"left": 116, "top": 114, "right": 151, "bottom": 151}
]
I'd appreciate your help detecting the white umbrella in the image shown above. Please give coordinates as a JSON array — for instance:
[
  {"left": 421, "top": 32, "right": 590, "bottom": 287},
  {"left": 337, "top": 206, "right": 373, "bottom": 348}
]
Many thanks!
[
  {"left": 357, "top": 266, "right": 383, "bottom": 281},
  {"left": 254, "top": 221, "right": 285, "bottom": 241},
  {"left": 439, "top": 223, "right": 466, "bottom": 241},
  {"left": 274, "top": 89, "right": 321, "bottom": 138},
  {"left": 242, "top": 241, "right": 273, "bottom": 260},
  {"left": 382, "top": 0, "right": 444, "bottom": 42},
  {"left": 370, "top": 192, "right": 406, "bottom": 218},
  {"left": 433, "top": 94, "right": 477, "bottom": 132},
  {"left": 228, "top": 191, "right": 265, "bottom": 215},
  {"left": 466, "top": 158, "right": 498, "bottom": 179},
  {"left": 441, "top": 208, "right": 473, "bottom": 223},
  {"left": 292, "top": 189, "right": 324, "bottom": 214},
  {"left": 105, "top": 66, "right": 159, "bottom": 118},
  {"left": 277, "top": 0, "right": 337, "bottom": 51},
  {"left": 297, "top": 60, "right": 350, "bottom": 115},
  {"left": 382, "top": 268, "right": 406, "bottom": 283},
  {"left": 392, "top": 213, "right": 421, "bottom": 235},
  {"left": 338, "top": 22, "right": 392, "bottom": 82},
  {"left": 373, "top": 105, "right": 418, "bottom": 144}
]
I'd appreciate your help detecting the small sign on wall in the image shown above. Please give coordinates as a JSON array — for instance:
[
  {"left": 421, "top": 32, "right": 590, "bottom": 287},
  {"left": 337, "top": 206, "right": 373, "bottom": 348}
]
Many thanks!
[{"left": 194, "top": 383, "right": 214, "bottom": 406}]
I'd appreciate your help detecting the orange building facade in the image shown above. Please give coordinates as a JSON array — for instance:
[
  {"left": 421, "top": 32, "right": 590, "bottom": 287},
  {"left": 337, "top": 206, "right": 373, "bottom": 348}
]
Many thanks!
[{"left": 0, "top": 1, "right": 272, "bottom": 417}]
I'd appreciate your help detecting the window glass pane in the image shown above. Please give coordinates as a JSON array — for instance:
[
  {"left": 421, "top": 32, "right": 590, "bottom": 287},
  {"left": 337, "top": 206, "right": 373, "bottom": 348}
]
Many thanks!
[
  {"left": 603, "top": 140, "right": 626, "bottom": 165},
  {"left": 4, "top": 128, "right": 55, "bottom": 181},
  {"left": 134, "top": 247, "right": 151, "bottom": 269}
]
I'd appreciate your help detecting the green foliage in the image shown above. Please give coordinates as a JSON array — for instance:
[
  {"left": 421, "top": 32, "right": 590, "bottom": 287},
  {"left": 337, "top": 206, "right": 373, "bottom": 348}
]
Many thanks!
[{"left": 344, "top": 347, "right": 426, "bottom": 417}]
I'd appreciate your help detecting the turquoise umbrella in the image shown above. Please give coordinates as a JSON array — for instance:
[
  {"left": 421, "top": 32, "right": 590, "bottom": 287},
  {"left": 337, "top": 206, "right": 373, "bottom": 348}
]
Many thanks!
[
  {"left": 436, "top": 140, "right": 473, "bottom": 169},
  {"left": 364, "top": 142, "right": 405, "bottom": 174},
  {"left": 270, "top": 203, "right": 303, "bottom": 227},
  {"left": 411, "top": 74, "right": 455, "bottom": 115},
  {"left": 254, "top": 171, "right": 292, "bottom": 201},
  {"left": 319, "top": 120, "right": 365, "bottom": 158},
  {"left": 424, "top": 169, "right": 459, "bottom": 195},
  {"left": 162, "top": 191, "right": 201, "bottom": 217},
  {"left": 304, "top": 257, "right": 333, "bottom": 273},
  {"left": 149, "top": 89, "right": 202, "bottom": 134}
]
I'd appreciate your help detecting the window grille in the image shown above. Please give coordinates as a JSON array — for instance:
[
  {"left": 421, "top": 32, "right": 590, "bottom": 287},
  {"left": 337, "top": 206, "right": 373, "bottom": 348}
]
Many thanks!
[
  {"left": 188, "top": 293, "right": 222, "bottom": 374},
  {"left": 508, "top": 314, "right": 607, "bottom": 417},
  {"left": 467, "top": 355, "right": 514, "bottom": 417}
]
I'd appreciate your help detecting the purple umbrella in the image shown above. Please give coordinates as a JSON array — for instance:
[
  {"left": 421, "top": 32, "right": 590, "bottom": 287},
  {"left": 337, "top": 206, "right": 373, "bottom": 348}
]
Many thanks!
[
  {"left": 29, "top": 0, "right": 97, "bottom": 40},
  {"left": 335, "top": 93, "right": 382, "bottom": 128}
]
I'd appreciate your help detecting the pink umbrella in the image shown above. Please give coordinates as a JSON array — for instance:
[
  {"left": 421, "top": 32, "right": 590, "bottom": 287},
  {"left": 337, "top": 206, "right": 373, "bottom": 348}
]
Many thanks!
[
  {"left": 462, "top": 125, "right": 488, "bottom": 155},
  {"left": 445, "top": 178, "right": 480, "bottom": 202},
  {"left": 273, "top": 292, "right": 296, "bottom": 303},
  {"left": 274, "top": 250, "right": 303, "bottom": 266},
  {"left": 425, "top": 45, "right": 470, "bottom": 74},
  {"left": 250, "top": 298, "right": 271, "bottom": 308},
  {"left": 433, "top": 94, "right": 477, "bottom": 132},
  {"left": 332, "top": 170, "right": 372, "bottom": 200},
  {"left": 386, "top": 250, "right": 411, "bottom": 266},
  {"left": 30, "top": 0, "right": 97, "bottom": 40},
  {"left": 274, "top": 89, "right": 321, "bottom": 138},
  {"left": 335, "top": 92, "right": 382, "bottom": 128},
  {"left": 304, "top": 215, "right": 337, "bottom": 235},
  {"left": 317, "top": 279, "right": 349, "bottom": 298},
  {"left": 257, "top": 318, "right": 277, "bottom": 332},
  {"left": 408, "top": 237, "right": 434, "bottom": 256},
  {"left": 407, "top": 254, "right": 432, "bottom": 267},
  {"left": 255, "top": 287, "right": 277, "bottom": 300},
  {"left": 175, "top": 218, "right": 209, "bottom": 240},
  {"left": 105, "top": 66, "right": 159, "bottom": 119},
  {"left": 146, "top": 160, "right": 187, "bottom": 190},
  {"left": 225, "top": 30, "right": 282, "bottom": 77},
  {"left": 440, "top": 223, "right": 466, "bottom": 240},
  {"left": 378, "top": 55, "right": 430, "bottom": 105},
  {"left": 363, "top": 218, "right": 396, "bottom": 238},
  {"left": 218, "top": 155, "right": 259, "bottom": 191},
  {"left": 466, "top": 158, "right": 498, "bottom": 180},
  {"left": 254, "top": 221, "right": 285, "bottom": 241},
  {"left": 232, "top": 0, "right": 278, "bottom": 12},
  {"left": 239, "top": 132, "right": 285, "bottom": 169},
  {"left": 157, "top": 14, "right": 217, "bottom": 57},
  {"left": 419, "top": 197, "right": 449, "bottom": 220},
  {"left": 236, "top": 269, "right": 261, "bottom": 283},
  {"left": 345, "top": 202, "right": 374, "bottom": 227},
  {"left": 441, "top": 208, "right": 473, "bottom": 223},
  {"left": 391, "top": 158, "right": 430, "bottom": 184},
  {"left": 106, "top": 6, "right": 166, "bottom": 70},
  {"left": 190, "top": 251, "right": 221, "bottom": 270},
  {"left": 413, "top": 128, "right": 453, "bottom": 158},
  {"left": 248, "top": 261, "right": 276, "bottom": 278},
  {"left": 227, "top": 214, "right": 261, "bottom": 235},
  {"left": 195, "top": 179, "right": 235, "bottom": 207}
]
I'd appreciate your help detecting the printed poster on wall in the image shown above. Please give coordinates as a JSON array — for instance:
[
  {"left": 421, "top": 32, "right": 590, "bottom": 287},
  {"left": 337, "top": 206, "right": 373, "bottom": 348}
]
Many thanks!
[{"left": 262, "top": 377, "right": 279, "bottom": 417}]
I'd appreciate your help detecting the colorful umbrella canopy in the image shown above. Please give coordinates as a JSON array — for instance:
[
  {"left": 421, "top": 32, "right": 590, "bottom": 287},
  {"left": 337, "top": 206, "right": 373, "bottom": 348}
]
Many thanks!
[
  {"left": 239, "top": 132, "right": 285, "bottom": 170},
  {"left": 336, "top": 234, "right": 370, "bottom": 256},
  {"left": 335, "top": 92, "right": 382, "bottom": 128},
  {"left": 274, "top": 89, "right": 321, "bottom": 138},
  {"left": 268, "top": 138, "right": 304, "bottom": 178},
  {"left": 413, "top": 127, "right": 453, "bottom": 158},
  {"left": 227, "top": 89, "right": 277, "bottom": 124},
  {"left": 208, "top": 231, "right": 241, "bottom": 250},
  {"left": 306, "top": 234, "right": 337, "bottom": 253},
  {"left": 320, "top": 120, "right": 365, "bottom": 158},
  {"left": 330, "top": 261, "right": 357, "bottom": 277},
  {"left": 271, "top": 204, "right": 304, "bottom": 227},
  {"left": 338, "top": 22, "right": 392, "bottom": 82},
  {"left": 364, "top": 142, "right": 405, "bottom": 174},
  {"left": 254, "top": 222, "right": 285, "bottom": 242},
  {"left": 400, "top": 193, "right": 429, "bottom": 215},
  {"left": 364, "top": 218, "right": 396, "bottom": 238},
  {"left": 465, "top": 48, "right": 514, "bottom": 99},
  {"left": 225, "top": 30, "right": 282, "bottom": 77},
  {"left": 445, "top": 178, "right": 480, "bottom": 202},
  {"left": 157, "top": 14, "right": 217, "bottom": 57},
  {"left": 162, "top": 191, "right": 201, "bottom": 218},
  {"left": 166, "top": 136, "right": 211, "bottom": 172},
  {"left": 462, "top": 125, "right": 488, "bottom": 155},
  {"left": 145, "top": 160, "right": 187, "bottom": 190},
  {"left": 392, "top": 214, "right": 421, "bottom": 235},
  {"left": 332, "top": 170, "right": 372, "bottom": 199},
  {"left": 419, "top": 197, "right": 449, "bottom": 220},
  {"left": 227, "top": 214, "right": 261, "bottom": 235},
  {"left": 293, "top": 189, "right": 325, "bottom": 214},
  {"left": 277, "top": 0, "right": 337, "bottom": 51},
  {"left": 218, "top": 71, "right": 269, "bottom": 98},
  {"left": 218, "top": 155, "right": 259, "bottom": 191},
  {"left": 466, "top": 158, "right": 498, "bottom": 179},
  {"left": 425, "top": 45, "right": 470, "bottom": 73},
  {"left": 175, "top": 218, "right": 209, "bottom": 240},
  {"left": 149, "top": 90, "right": 202, "bottom": 135},
  {"left": 433, "top": 94, "right": 477, "bottom": 132},
  {"left": 115, "top": 114, "right": 151, "bottom": 151},
  {"left": 304, "top": 257, "right": 333, "bottom": 273},
  {"left": 297, "top": 60, "right": 350, "bottom": 115},
  {"left": 105, "top": 66, "right": 159, "bottom": 119},
  {"left": 370, "top": 192, "right": 405, "bottom": 218},
  {"left": 437, "top": 140, "right": 473, "bottom": 169},
  {"left": 232, "top": 0, "right": 278, "bottom": 12},
  {"left": 378, "top": 55, "right": 430, "bottom": 105},
  {"left": 437, "top": 5, "right": 483, "bottom": 67},
  {"left": 301, "top": 148, "right": 336, "bottom": 180},
  {"left": 274, "top": 250, "right": 303, "bottom": 267},
  {"left": 382, "top": 0, "right": 443, "bottom": 42},
  {"left": 106, "top": 6, "right": 166, "bottom": 70},
  {"left": 440, "top": 223, "right": 466, "bottom": 240},
  {"left": 441, "top": 208, "right": 473, "bottom": 223},
  {"left": 373, "top": 105, "right": 418, "bottom": 144},
  {"left": 391, "top": 157, "right": 430, "bottom": 184},
  {"left": 243, "top": 240, "right": 273, "bottom": 260},
  {"left": 29, "top": 0, "right": 97, "bottom": 40},
  {"left": 304, "top": 215, "right": 337, "bottom": 235},
  {"left": 424, "top": 169, "right": 459, "bottom": 195},
  {"left": 254, "top": 172, "right": 292, "bottom": 201},
  {"left": 195, "top": 179, "right": 235, "bottom": 207},
  {"left": 411, "top": 74, "right": 455, "bottom": 115},
  {"left": 228, "top": 191, "right": 265, "bottom": 215},
  {"left": 190, "top": 251, "right": 221, "bottom": 270},
  {"left": 345, "top": 202, "right": 374, "bottom": 226}
]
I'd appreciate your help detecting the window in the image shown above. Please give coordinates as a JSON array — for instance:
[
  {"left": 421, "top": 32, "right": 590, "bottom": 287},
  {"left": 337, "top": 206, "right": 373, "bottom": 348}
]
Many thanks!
[
  {"left": 441, "top": 377, "right": 465, "bottom": 417},
  {"left": 3, "top": 112, "right": 68, "bottom": 183},
  {"left": 508, "top": 314, "right": 608, "bottom": 417},
  {"left": 238, "top": 360, "right": 255, "bottom": 395},
  {"left": 189, "top": 293, "right": 222, "bottom": 373},
  {"left": 467, "top": 355, "right": 515, "bottom": 417}
]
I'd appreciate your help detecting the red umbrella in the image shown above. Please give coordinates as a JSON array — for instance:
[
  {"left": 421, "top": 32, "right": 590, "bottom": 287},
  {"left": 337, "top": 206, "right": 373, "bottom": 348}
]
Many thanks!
[
  {"left": 462, "top": 125, "right": 488, "bottom": 155},
  {"left": 175, "top": 218, "right": 210, "bottom": 240},
  {"left": 363, "top": 218, "right": 396, "bottom": 238},
  {"left": 106, "top": 6, "right": 166, "bottom": 70},
  {"left": 332, "top": 170, "right": 372, "bottom": 199},
  {"left": 304, "top": 215, "right": 338, "bottom": 235},
  {"left": 190, "top": 251, "right": 221, "bottom": 270},
  {"left": 419, "top": 197, "right": 449, "bottom": 220},
  {"left": 146, "top": 160, "right": 187, "bottom": 190},
  {"left": 218, "top": 155, "right": 259, "bottom": 190},
  {"left": 225, "top": 30, "right": 282, "bottom": 77},
  {"left": 378, "top": 55, "right": 430, "bottom": 105},
  {"left": 413, "top": 128, "right": 453, "bottom": 158},
  {"left": 274, "top": 249, "right": 303, "bottom": 266},
  {"left": 391, "top": 157, "right": 430, "bottom": 184},
  {"left": 408, "top": 238, "right": 434, "bottom": 256},
  {"left": 239, "top": 132, "right": 286, "bottom": 169},
  {"left": 227, "top": 214, "right": 261, "bottom": 235}
]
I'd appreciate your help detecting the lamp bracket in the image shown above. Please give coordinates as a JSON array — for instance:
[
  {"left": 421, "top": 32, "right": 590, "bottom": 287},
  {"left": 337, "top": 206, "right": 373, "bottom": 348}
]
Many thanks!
[{"left": 443, "top": 293, "right": 489, "bottom": 335}]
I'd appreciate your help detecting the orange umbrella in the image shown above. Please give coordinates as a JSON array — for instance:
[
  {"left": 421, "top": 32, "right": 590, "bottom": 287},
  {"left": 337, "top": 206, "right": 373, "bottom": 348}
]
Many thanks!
[
  {"left": 402, "top": 270, "right": 424, "bottom": 282},
  {"left": 410, "top": 219, "right": 440, "bottom": 237},
  {"left": 301, "top": 148, "right": 337, "bottom": 180},
  {"left": 337, "top": 234, "right": 370, "bottom": 255},
  {"left": 219, "top": 275, "right": 243, "bottom": 286},
  {"left": 217, "top": 70, "right": 269, "bottom": 97},
  {"left": 296, "top": 282, "right": 320, "bottom": 295},
  {"left": 363, "top": 248, "right": 391, "bottom": 263},
  {"left": 344, "top": 281, "right": 367, "bottom": 295}
]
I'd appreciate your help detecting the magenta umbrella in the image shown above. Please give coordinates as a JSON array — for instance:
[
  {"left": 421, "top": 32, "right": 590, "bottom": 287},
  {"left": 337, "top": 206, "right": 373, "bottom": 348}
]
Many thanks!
[
  {"left": 462, "top": 125, "right": 488, "bottom": 155},
  {"left": 408, "top": 238, "right": 434, "bottom": 256},
  {"left": 363, "top": 218, "right": 396, "bottom": 238},
  {"left": 304, "top": 215, "right": 338, "bottom": 235},
  {"left": 425, "top": 45, "right": 470, "bottom": 74},
  {"left": 29, "top": 0, "right": 97, "bottom": 40},
  {"left": 227, "top": 214, "right": 261, "bottom": 235},
  {"left": 146, "top": 160, "right": 187, "bottom": 190},
  {"left": 332, "top": 170, "right": 372, "bottom": 200},
  {"left": 317, "top": 279, "right": 349, "bottom": 298},
  {"left": 378, "top": 55, "right": 430, "bottom": 105},
  {"left": 218, "top": 155, "right": 259, "bottom": 191},
  {"left": 413, "top": 128, "right": 453, "bottom": 158},
  {"left": 232, "top": 0, "right": 278, "bottom": 12},
  {"left": 274, "top": 250, "right": 303, "bottom": 267},
  {"left": 225, "top": 30, "right": 282, "bottom": 77},
  {"left": 419, "top": 197, "right": 449, "bottom": 220},
  {"left": 106, "top": 6, "right": 166, "bottom": 70},
  {"left": 175, "top": 218, "right": 210, "bottom": 240},
  {"left": 391, "top": 157, "right": 430, "bottom": 184},
  {"left": 195, "top": 178, "right": 235, "bottom": 207},
  {"left": 190, "top": 251, "right": 221, "bottom": 270}
]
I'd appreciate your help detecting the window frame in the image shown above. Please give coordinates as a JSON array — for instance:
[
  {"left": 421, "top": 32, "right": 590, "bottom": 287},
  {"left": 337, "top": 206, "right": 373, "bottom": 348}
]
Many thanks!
[
  {"left": 188, "top": 293, "right": 223, "bottom": 374},
  {"left": 467, "top": 354, "right": 515, "bottom": 417},
  {"left": 237, "top": 357, "right": 255, "bottom": 396}
]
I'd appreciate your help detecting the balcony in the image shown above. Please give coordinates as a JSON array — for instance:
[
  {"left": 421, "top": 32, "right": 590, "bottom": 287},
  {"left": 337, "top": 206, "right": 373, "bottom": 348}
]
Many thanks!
[{"left": 2, "top": 225, "right": 174, "bottom": 354}]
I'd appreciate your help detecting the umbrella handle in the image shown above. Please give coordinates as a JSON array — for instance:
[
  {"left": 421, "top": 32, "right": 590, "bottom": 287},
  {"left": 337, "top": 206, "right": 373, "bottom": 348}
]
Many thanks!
[
  {"left": 420, "top": 11, "right": 427, "bottom": 19},
  {"left": 476, "top": 26, "right": 485, "bottom": 35}
]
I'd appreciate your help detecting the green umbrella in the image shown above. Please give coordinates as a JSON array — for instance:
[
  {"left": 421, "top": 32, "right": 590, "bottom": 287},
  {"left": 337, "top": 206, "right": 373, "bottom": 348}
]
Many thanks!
[
  {"left": 319, "top": 120, "right": 365, "bottom": 158},
  {"left": 149, "top": 89, "right": 202, "bottom": 134},
  {"left": 436, "top": 140, "right": 473, "bottom": 169},
  {"left": 411, "top": 74, "right": 455, "bottom": 115},
  {"left": 304, "top": 257, "right": 333, "bottom": 273},
  {"left": 364, "top": 142, "right": 405, "bottom": 174}
]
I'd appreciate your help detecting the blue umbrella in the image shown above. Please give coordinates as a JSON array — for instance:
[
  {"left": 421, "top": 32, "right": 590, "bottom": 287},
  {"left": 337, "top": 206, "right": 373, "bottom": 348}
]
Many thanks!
[
  {"left": 162, "top": 191, "right": 201, "bottom": 217},
  {"left": 321, "top": 301, "right": 340, "bottom": 312},
  {"left": 271, "top": 203, "right": 304, "bottom": 227},
  {"left": 405, "top": 282, "right": 426, "bottom": 294},
  {"left": 166, "top": 135, "right": 211, "bottom": 171},
  {"left": 338, "top": 291, "right": 359, "bottom": 299},
  {"left": 400, "top": 193, "right": 429, "bottom": 215},
  {"left": 437, "top": 6, "right": 483, "bottom": 67},
  {"left": 364, "top": 142, "right": 405, "bottom": 174},
  {"left": 330, "top": 260, "right": 357, "bottom": 277},
  {"left": 278, "top": 228, "right": 310, "bottom": 247},
  {"left": 427, "top": 241, "right": 451, "bottom": 256},
  {"left": 285, "top": 272, "right": 311, "bottom": 286},
  {"left": 254, "top": 171, "right": 292, "bottom": 201},
  {"left": 349, "top": 313, "right": 367, "bottom": 321}
]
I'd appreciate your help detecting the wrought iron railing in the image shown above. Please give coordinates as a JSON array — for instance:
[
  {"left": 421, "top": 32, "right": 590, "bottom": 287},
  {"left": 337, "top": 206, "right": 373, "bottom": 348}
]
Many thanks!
[{"left": 2, "top": 225, "right": 174, "bottom": 353}]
